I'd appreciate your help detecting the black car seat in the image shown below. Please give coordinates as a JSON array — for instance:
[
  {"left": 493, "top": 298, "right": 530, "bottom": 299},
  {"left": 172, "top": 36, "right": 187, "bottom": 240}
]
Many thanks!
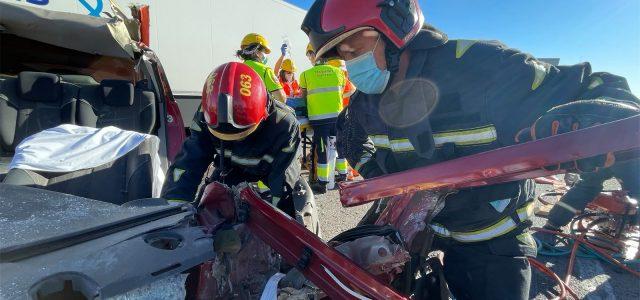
[
  {"left": 76, "top": 79, "right": 156, "bottom": 134},
  {"left": 0, "top": 72, "right": 77, "bottom": 180},
  {"left": 2, "top": 137, "right": 155, "bottom": 205}
]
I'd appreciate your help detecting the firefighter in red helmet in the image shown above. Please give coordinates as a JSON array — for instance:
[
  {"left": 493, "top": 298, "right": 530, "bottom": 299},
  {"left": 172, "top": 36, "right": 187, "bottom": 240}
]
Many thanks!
[
  {"left": 302, "top": 0, "right": 639, "bottom": 299},
  {"left": 162, "top": 62, "right": 319, "bottom": 235}
]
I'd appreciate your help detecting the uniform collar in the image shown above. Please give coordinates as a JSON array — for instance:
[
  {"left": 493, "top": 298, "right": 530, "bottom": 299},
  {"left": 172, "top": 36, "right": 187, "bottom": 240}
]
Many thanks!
[
  {"left": 406, "top": 25, "right": 449, "bottom": 51},
  {"left": 404, "top": 26, "right": 448, "bottom": 80}
]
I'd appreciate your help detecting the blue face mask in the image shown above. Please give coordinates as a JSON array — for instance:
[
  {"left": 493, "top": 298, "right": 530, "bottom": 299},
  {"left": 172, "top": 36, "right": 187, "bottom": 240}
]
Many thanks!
[
  {"left": 257, "top": 52, "right": 268, "bottom": 64},
  {"left": 345, "top": 38, "right": 390, "bottom": 94}
]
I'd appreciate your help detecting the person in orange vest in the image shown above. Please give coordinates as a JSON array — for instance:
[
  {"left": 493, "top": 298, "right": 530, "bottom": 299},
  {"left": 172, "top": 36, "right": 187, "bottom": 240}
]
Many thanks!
[
  {"left": 278, "top": 59, "right": 302, "bottom": 98},
  {"left": 274, "top": 44, "right": 302, "bottom": 98}
]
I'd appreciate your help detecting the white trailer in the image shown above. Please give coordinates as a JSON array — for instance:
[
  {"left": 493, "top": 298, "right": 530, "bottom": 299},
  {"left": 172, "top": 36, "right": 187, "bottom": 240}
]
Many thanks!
[{"left": 2, "top": 0, "right": 310, "bottom": 121}]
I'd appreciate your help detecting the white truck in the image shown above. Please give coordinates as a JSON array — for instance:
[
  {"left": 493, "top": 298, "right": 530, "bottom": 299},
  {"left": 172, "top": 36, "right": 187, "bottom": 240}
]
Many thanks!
[{"left": 2, "top": 0, "right": 311, "bottom": 122}]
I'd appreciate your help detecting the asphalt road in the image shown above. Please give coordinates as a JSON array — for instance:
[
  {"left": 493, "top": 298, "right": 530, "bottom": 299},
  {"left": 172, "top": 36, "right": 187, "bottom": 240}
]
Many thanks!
[{"left": 312, "top": 176, "right": 639, "bottom": 299}]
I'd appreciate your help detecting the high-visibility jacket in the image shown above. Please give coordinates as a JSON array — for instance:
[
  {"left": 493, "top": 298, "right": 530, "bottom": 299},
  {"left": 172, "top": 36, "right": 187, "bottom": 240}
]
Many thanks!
[
  {"left": 343, "top": 76, "right": 356, "bottom": 107},
  {"left": 244, "top": 60, "right": 283, "bottom": 93},
  {"left": 299, "top": 64, "right": 345, "bottom": 125}
]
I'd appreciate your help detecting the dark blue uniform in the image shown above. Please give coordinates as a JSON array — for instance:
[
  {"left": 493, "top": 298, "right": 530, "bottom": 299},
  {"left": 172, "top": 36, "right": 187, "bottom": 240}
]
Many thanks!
[
  {"left": 162, "top": 101, "right": 301, "bottom": 211},
  {"left": 338, "top": 27, "right": 638, "bottom": 299},
  {"left": 547, "top": 160, "right": 640, "bottom": 229}
]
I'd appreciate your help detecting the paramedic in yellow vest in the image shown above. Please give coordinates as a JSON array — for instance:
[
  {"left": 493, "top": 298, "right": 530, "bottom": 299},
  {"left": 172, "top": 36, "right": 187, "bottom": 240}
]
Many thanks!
[
  {"left": 300, "top": 44, "right": 348, "bottom": 194},
  {"left": 236, "top": 33, "right": 287, "bottom": 102}
]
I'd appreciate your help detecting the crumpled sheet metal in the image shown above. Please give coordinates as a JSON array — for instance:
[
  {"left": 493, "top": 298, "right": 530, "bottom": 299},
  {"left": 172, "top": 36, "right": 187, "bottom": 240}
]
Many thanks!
[
  {"left": 196, "top": 182, "right": 281, "bottom": 299},
  {"left": 335, "top": 235, "right": 410, "bottom": 277},
  {"left": 376, "top": 190, "right": 444, "bottom": 249},
  {"left": 198, "top": 224, "right": 281, "bottom": 299}
]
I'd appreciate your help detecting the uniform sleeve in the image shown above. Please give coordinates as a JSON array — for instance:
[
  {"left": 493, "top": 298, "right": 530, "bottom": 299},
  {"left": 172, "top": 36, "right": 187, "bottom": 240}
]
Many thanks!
[
  {"left": 547, "top": 159, "right": 640, "bottom": 228},
  {"left": 266, "top": 113, "right": 301, "bottom": 205},
  {"left": 264, "top": 67, "right": 283, "bottom": 92},
  {"left": 336, "top": 103, "right": 383, "bottom": 179},
  {"left": 546, "top": 172, "right": 606, "bottom": 228},
  {"left": 299, "top": 71, "right": 307, "bottom": 89},
  {"left": 577, "top": 72, "right": 639, "bottom": 105},
  {"left": 453, "top": 39, "right": 640, "bottom": 146},
  {"left": 161, "top": 109, "right": 215, "bottom": 202}
]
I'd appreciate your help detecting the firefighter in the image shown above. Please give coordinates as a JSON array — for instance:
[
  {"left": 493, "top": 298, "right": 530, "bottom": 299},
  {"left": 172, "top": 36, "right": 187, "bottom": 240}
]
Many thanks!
[
  {"left": 236, "top": 33, "right": 287, "bottom": 103},
  {"left": 302, "top": 0, "right": 640, "bottom": 299},
  {"left": 300, "top": 44, "right": 349, "bottom": 194},
  {"left": 162, "top": 62, "right": 319, "bottom": 234}
]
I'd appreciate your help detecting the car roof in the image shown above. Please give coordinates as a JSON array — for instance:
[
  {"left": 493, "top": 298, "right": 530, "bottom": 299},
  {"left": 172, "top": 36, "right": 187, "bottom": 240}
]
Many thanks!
[{"left": 0, "top": 2, "right": 139, "bottom": 59}]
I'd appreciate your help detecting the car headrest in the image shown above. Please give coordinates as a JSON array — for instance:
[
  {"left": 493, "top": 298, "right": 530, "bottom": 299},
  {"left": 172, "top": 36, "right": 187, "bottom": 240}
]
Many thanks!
[
  {"left": 61, "top": 74, "right": 98, "bottom": 85},
  {"left": 18, "top": 72, "right": 61, "bottom": 102},
  {"left": 101, "top": 80, "right": 134, "bottom": 107}
]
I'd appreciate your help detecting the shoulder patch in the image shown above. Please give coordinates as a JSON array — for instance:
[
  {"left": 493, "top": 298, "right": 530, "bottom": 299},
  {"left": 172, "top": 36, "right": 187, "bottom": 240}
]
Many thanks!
[
  {"left": 489, "top": 199, "right": 511, "bottom": 213},
  {"left": 275, "top": 106, "right": 296, "bottom": 124},
  {"left": 190, "top": 120, "right": 202, "bottom": 132},
  {"left": 530, "top": 59, "right": 549, "bottom": 91},
  {"left": 173, "top": 168, "right": 186, "bottom": 182},
  {"left": 456, "top": 39, "right": 477, "bottom": 59}
]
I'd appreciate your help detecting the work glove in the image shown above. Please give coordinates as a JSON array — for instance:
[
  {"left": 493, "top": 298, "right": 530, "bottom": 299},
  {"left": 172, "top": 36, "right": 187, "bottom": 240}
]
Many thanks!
[
  {"left": 280, "top": 43, "right": 288, "bottom": 56},
  {"left": 517, "top": 99, "right": 639, "bottom": 172}
]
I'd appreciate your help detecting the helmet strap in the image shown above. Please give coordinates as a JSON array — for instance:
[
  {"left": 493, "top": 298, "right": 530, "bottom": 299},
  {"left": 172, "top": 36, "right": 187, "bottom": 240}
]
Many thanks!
[
  {"left": 384, "top": 37, "right": 402, "bottom": 89},
  {"left": 266, "top": 94, "right": 274, "bottom": 113}
]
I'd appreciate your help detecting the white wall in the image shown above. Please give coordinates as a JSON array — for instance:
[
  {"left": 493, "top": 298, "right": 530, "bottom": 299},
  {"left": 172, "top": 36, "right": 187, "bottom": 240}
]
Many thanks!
[
  {"left": 148, "top": 0, "right": 311, "bottom": 93},
  {"left": 1, "top": 0, "right": 311, "bottom": 93}
]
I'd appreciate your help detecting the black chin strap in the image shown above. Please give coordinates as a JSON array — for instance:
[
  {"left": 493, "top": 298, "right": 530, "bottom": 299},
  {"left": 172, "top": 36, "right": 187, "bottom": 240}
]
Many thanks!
[{"left": 384, "top": 38, "right": 402, "bottom": 89}]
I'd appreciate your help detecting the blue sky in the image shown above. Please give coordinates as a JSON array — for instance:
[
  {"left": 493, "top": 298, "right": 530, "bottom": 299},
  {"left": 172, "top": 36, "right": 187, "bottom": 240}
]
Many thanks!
[{"left": 285, "top": 0, "right": 640, "bottom": 94}]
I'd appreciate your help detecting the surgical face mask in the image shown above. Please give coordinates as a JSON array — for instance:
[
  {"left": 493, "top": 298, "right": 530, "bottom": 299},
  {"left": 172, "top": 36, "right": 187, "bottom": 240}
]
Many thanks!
[
  {"left": 257, "top": 52, "right": 268, "bottom": 64},
  {"left": 285, "top": 73, "right": 294, "bottom": 82},
  {"left": 345, "top": 37, "right": 390, "bottom": 94}
]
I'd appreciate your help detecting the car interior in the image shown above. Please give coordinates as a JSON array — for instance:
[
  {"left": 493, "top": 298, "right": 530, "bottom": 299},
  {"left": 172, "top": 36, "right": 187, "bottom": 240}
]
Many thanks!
[{"left": 0, "top": 34, "right": 165, "bottom": 205}]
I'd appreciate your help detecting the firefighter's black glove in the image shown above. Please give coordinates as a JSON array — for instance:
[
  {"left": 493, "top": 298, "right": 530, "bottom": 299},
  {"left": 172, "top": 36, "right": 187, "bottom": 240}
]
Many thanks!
[{"left": 517, "top": 99, "right": 639, "bottom": 173}]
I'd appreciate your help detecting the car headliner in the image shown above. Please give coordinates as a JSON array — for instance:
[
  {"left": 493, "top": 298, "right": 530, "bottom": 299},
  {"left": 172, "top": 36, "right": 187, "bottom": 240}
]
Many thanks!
[{"left": 0, "top": 2, "right": 139, "bottom": 59}]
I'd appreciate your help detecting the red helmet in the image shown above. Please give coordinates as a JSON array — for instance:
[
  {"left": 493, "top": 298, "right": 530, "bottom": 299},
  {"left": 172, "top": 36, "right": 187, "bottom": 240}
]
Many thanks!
[
  {"left": 301, "top": 0, "right": 424, "bottom": 59},
  {"left": 202, "top": 62, "right": 268, "bottom": 141}
]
